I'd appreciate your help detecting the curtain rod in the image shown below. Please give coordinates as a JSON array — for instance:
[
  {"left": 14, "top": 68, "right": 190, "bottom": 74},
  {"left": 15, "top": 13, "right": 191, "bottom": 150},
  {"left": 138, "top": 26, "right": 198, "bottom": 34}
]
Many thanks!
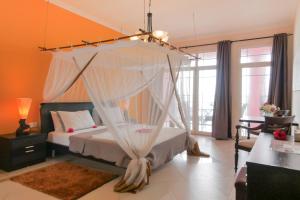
[
  {"left": 38, "top": 31, "right": 197, "bottom": 59},
  {"left": 179, "top": 33, "right": 294, "bottom": 49}
]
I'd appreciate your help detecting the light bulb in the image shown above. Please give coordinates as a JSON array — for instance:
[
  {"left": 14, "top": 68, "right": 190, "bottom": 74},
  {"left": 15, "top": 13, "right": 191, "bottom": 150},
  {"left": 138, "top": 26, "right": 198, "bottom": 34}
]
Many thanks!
[
  {"left": 162, "top": 35, "right": 169, "bottom": 42},
  {"left": 153, "top": 30, "right": 168, "bottom": 39},
  {"left": 130, "top": 36, "right": 139, "bottom": 41}
]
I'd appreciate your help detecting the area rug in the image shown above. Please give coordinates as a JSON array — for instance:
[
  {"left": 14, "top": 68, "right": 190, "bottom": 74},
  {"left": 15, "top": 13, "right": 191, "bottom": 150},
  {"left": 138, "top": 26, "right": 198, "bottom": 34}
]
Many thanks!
[{"left": 10, "top": 162, "right": 118, "bottom": 200}]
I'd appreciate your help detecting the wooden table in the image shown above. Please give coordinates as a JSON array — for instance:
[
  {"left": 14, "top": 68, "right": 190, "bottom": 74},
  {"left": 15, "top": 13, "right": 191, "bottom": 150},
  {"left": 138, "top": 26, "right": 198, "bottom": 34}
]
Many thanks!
[
  {"left": 246, "top": 133, "right": 300, "bottom": 200},
  {"left": 239, "top": 116, "right": 266, "bottom": 124},
  {"left": 240, "top": 116, "right": 299, "bottom": 126},
  {"left": 239, "top": 116, "right": 298, "bottom": 139}
]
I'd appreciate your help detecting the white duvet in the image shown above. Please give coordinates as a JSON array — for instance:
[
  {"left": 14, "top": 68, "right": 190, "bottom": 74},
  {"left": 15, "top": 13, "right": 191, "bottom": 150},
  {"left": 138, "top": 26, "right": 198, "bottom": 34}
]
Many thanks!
[{"left": 48, "top": 126, "right": 185, "bottom": 147}]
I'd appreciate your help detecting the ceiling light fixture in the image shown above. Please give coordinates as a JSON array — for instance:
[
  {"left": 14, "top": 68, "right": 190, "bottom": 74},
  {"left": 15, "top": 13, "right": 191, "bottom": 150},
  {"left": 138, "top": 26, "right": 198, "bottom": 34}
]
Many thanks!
[
  {"left": 130, "top": 0, "right": 169, "bottom": 42},
  {"left": 153, "top": 30, "right": 169, "bottom": 42}
]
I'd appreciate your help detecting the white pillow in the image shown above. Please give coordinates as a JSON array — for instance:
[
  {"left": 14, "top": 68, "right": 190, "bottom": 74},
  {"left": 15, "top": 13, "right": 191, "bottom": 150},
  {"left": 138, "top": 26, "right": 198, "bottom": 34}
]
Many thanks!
[
  {"left": 57, "top": 110, "right": 96, "bottom": 133},
  {"left": 50, "top": 111, "right": 64, "bottom": 132}
]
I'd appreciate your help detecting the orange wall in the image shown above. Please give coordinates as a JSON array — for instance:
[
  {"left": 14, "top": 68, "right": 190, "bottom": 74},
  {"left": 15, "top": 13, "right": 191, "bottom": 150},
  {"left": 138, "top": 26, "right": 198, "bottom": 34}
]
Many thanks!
[{"left": 0, "top": 0, "right": 122, "bottom": 134}]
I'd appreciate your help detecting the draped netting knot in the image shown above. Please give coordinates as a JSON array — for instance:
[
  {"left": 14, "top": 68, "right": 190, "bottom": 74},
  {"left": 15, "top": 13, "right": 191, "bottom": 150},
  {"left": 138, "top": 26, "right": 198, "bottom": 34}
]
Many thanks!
[
  {"left": 187, "top": 136, "right": 210, "bottom": 157},
  {"left": 114, "top": 158, "right": 151, "bottom": 193}
]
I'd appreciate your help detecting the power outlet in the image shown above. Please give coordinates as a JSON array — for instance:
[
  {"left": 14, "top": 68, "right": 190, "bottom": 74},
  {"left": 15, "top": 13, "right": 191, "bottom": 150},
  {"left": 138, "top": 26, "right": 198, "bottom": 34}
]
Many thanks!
[{"left": 29, "top": 122, "right": 38, "bottom": 128}]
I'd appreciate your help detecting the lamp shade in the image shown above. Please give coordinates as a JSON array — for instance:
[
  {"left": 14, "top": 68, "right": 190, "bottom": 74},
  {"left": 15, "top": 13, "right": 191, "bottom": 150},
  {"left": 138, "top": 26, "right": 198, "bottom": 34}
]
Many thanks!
[
  {"left": 119, "top": 99, "right": 130, "bottom": 111},
  {"left": 17, "top": 98, "right": 32, "bottom": 119}
]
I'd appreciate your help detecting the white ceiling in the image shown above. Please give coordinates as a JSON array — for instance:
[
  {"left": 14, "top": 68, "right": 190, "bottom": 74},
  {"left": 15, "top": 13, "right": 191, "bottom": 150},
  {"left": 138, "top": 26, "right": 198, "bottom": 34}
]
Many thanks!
[{"left": 51, "top": 0, "right": 299, "bottom": 43}]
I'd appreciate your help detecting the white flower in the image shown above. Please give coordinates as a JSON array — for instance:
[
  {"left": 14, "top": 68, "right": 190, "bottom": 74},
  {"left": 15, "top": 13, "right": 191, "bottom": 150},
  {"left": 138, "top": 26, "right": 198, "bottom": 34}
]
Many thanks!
[{"left": 260, "top": 103, "right": 279, "bottom": 113}]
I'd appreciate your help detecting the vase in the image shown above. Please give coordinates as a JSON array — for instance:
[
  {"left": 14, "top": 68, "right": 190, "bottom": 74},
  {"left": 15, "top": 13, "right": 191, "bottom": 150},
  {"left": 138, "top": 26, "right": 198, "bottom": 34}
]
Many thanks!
[{"left": 263, "top": 112, "right": 274, "bottom": 117}]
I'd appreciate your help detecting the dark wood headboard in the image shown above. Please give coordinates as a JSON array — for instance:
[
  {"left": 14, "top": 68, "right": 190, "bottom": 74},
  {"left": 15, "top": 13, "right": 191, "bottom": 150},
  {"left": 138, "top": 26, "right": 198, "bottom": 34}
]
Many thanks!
[{"left": 40, "top": 102, "right": 94, "bottom": 134}]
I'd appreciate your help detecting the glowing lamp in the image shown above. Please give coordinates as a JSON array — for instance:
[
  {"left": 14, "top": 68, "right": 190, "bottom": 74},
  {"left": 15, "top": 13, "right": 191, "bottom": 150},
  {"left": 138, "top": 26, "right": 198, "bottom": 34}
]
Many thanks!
[
  {"left": 119, "top": 99, "right": 130, "bottom": 121},
  {"left": 16, "top": 98, "right": 32, "bottom": 135},
  {"left": 153, "top": 30, "right": 169, "bottom": 42},
  {"left": 119, "top": 99, "right": 130, "bottom": 111},
  {"left": 130, "top": 35, "right": 139, "bottom": 41},
  {"left": 130, "top": 31, "right": 149, "bottom": 41}
]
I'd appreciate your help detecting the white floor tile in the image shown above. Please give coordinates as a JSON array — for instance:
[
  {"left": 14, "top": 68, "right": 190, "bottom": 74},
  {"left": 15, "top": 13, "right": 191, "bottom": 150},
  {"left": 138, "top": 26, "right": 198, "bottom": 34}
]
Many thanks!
[{"left": 0, "top": 136, "right": 245, "bottom": 200}]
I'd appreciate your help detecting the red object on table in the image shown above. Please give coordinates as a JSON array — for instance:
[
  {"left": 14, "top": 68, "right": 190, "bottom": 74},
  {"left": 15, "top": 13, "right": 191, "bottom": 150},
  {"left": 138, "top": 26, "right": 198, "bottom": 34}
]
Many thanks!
[{"left": 273, "top": 129, "right": 287, "bottom": 140}]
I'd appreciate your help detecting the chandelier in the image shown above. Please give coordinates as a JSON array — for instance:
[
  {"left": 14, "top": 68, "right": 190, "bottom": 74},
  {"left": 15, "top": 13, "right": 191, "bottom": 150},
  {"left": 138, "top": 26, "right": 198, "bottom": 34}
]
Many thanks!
[{"left": 130, "top": 0, "right": 169, "bottom": 42}]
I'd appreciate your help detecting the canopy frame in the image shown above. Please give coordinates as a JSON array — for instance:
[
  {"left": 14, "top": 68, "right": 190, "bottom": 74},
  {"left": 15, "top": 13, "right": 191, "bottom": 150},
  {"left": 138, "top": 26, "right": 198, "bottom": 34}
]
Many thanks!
[{"left": 38, "top": 31, "right": 197, "bottom": 59}]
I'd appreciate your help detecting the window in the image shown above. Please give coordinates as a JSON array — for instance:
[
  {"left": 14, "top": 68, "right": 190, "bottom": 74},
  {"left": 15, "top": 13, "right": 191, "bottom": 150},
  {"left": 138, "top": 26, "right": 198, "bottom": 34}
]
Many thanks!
[
  {"left": 241, "top": 46, "right": 272, "bottom": 117},
  {"left": 177, "top": 70, "right": 194, "bottom": 128},
  {"left": 241, "top": 47, "right": 272, "bottom": 64},
  {"left": 198, "top": 69, "right": 216, "bottom": 132},
  {"left": 197, "top": 52, "right": 217, "bottom": 132},
  {"left": 198, "top": 52, "right": 217, "bottom": 66},
  {"left": 176, "top": 51, "right": 217, "bottom": 134}
]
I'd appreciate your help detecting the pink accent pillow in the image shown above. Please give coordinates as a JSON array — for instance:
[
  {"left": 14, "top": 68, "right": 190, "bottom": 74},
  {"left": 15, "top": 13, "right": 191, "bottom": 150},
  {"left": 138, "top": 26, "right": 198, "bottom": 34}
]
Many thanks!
[{"left": 67, "top": 128, "right": 74, "bottom": 133}]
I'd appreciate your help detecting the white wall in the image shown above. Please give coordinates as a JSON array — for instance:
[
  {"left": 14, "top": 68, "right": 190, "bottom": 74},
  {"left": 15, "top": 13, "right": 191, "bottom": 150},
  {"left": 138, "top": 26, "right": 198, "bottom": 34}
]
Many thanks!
[{"left": 293, "top": 3, "right": 300, "bottom": 123}]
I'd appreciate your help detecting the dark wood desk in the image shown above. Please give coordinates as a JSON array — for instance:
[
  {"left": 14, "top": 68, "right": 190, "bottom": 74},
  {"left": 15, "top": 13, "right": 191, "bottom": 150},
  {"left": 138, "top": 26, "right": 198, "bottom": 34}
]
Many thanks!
[
  {"left": 240, "top": 116, "right": 299, "bottom": 126},
  {"left": 246, "top": 133, "right": 300, "bottom": 200},
  {"left": 239, "top": 116, "right": 266, "bottom": 124}
]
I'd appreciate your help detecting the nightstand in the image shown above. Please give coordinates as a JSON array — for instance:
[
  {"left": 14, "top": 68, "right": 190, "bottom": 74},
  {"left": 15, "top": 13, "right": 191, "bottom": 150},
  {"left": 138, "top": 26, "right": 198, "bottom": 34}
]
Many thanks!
[{"left": 0, "top": 132, "right": 47, "bottom": 171}]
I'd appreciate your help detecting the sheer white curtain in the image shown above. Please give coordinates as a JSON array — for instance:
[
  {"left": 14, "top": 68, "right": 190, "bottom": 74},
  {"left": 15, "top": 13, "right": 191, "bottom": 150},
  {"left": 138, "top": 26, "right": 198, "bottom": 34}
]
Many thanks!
[
  {"left": 43, "top": 41, "right": 201, "bottom": 193},
  {"left": 43, "top": 53, "right": 79, "bottom": 101}
]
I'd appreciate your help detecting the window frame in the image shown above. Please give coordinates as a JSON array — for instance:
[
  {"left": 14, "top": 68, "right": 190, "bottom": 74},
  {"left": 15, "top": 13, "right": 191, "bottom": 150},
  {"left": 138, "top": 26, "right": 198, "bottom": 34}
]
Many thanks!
[
  {"left": 239, "top": 46, "right": 272, "bottom": 118},
  {"left": 180, "top": 49, "right": 217, "bottom": 135}
]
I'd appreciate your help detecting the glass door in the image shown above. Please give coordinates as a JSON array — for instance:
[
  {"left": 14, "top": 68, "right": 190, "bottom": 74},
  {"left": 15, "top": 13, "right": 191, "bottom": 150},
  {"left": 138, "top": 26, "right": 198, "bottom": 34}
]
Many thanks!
[{"left": 198, "top": 69, "right": 216, "bottom": 132}]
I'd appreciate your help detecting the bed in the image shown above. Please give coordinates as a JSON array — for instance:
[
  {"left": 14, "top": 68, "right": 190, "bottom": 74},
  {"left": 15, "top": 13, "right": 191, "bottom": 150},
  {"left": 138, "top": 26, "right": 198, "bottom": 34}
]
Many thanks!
[{"left": 41, "top": 102, "right": 188, "bottom": 169}]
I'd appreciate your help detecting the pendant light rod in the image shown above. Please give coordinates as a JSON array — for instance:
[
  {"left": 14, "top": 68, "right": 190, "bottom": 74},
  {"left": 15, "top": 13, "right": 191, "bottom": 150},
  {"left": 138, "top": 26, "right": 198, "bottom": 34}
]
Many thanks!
[
  {"left": 147, "top": 0, "right": 153, "bottom": 42},
  {"left": 147, "top": 12, "right": 153, "bottom": 33}
]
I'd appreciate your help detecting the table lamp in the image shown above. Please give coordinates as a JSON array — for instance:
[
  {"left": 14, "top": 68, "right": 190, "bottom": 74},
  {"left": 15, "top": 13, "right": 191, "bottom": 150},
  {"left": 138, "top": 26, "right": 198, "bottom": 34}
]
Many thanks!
[
  {"left": 119, "top": 99, "right": 130, "bottom": 111},
  {"left": 119, "top": 99, "right": 130, "bottom": 120},
  {"left": 16, "top": 98, "right": 32, "bottom": 135}
]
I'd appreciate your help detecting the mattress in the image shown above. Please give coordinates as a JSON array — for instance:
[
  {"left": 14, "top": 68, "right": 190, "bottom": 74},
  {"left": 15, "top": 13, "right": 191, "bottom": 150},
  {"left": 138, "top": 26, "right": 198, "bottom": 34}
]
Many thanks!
[{"left": 48, "top": 126, "right": 188, "bottom": 169}]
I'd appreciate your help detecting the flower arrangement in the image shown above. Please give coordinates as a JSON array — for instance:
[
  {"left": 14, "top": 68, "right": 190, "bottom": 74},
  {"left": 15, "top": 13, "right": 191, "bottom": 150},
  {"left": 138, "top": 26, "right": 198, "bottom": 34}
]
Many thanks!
[
  {"left": 273, "top": 128, "right": 287, "bottom": 140},
  {"left": 260, "top": 103, "right": 280, "bottom": 116}
]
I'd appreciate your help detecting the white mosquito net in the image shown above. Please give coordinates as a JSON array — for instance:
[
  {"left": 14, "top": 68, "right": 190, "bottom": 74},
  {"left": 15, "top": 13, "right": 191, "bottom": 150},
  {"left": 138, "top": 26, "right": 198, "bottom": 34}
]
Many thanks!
[{"left": 43, "top": 40, "right": 202, "bottom": 193}]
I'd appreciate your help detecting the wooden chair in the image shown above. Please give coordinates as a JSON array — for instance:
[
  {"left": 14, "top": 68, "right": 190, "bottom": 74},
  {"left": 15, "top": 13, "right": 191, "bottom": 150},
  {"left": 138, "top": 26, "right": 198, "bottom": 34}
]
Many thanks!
[
  {"left": 234, "top": 116, "right": 295, "bottom": 172},
  {"left": 235, "top": 166, "right": 247, "bottom": 200}
]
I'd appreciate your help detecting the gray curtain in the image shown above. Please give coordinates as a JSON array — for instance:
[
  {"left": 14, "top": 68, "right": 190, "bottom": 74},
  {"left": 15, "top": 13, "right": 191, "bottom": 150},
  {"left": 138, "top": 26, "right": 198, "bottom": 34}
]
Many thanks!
[
  {"left": 268, "top": 33, "right": 290, "bottom": 110},
  {"left": 212, "top": 41, "right": 232, "bottom": 139}
]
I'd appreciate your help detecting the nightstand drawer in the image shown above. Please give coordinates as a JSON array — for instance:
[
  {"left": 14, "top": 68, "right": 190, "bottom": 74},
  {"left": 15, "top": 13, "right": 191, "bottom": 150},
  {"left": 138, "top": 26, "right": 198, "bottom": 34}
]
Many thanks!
[
  {"left": 12, "top": 151, "right": 46, "bottom": 169},
  {"left": 0, "top": 133, "right": 47, "bottom": 171},
  {"left": 12, "top": 143, "right": 46, "bottom": 157},
  {"left": 11, "top": 134, "right": 46, "bottom": 150}
]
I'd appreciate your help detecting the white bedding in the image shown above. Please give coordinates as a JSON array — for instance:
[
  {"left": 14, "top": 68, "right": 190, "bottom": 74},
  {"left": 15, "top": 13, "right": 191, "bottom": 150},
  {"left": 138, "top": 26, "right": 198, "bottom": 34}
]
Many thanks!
[
  {"left": 47, "top": 126, "right": 185, "bottom": 146},
  {"left": 47, "top": 126, "right": 106, "bottom": 146},
  {"left": 48, "top": 125, "right": 188, "bottom": 169},
  {"left": 91, "top": 127, "right": 185, "bottom": 144}
]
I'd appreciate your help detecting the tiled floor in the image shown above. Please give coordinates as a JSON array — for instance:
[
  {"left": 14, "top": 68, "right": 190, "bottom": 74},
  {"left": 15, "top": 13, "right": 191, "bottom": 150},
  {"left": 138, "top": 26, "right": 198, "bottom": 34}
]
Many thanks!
[{"left": 0, "top": 135, "right": 248, "bottom": 200}]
